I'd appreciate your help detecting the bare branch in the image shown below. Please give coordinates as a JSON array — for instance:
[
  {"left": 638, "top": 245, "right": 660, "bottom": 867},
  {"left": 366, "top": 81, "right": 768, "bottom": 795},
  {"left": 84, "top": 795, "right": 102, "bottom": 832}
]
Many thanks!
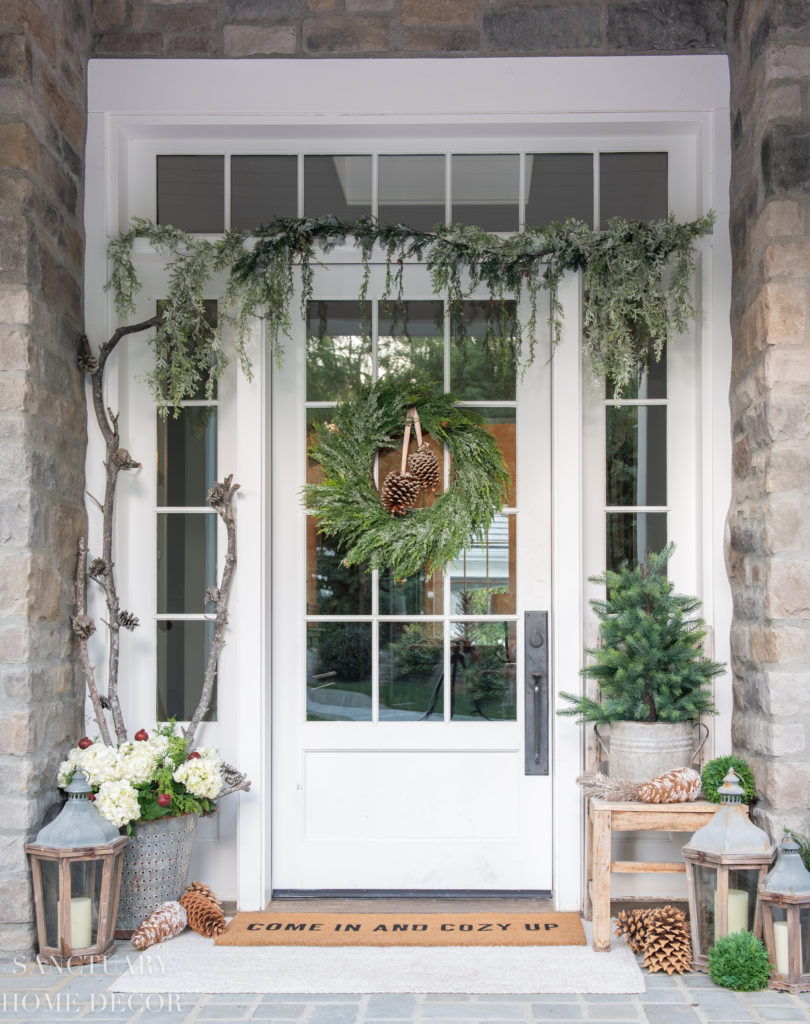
[
  {"left": 73, "top": 538, "right": 113, "bottom": 747},
  {"left": 185, "top": 475, "right": 240, "bottom": 749}
]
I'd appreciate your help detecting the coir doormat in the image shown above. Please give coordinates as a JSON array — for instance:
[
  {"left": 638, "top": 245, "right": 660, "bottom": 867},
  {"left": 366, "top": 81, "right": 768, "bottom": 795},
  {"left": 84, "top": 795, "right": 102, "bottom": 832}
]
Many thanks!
[{"left": 215, "top": 912, "right": 586, "bottom": 947}]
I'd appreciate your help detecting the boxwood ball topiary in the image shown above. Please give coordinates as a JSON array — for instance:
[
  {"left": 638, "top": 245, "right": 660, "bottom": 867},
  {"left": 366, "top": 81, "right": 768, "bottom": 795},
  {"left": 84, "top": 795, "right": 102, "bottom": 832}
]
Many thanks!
[
  {"left": 701, "top": 755, "right": 757, "bottom": 804},
  {"left": 707, "top": 930, "right": 771, "bottom": 991}
]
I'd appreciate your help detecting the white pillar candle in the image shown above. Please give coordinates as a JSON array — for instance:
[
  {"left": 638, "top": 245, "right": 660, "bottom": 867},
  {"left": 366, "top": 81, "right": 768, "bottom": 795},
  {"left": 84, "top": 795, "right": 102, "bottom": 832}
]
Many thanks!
[
  {"left": 57, "top": 896, "right": 93, "bottom": 948},
  {"left": 714, "top": 888, "right": 750, "bottom": 935},
  {"left": 773, "top": 920, "right": 790, "bottom": 976}
]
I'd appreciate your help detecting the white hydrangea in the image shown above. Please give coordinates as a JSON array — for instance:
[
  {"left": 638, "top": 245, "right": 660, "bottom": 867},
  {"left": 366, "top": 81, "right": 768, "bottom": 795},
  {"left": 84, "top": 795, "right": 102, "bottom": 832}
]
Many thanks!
[
  {"left": 60, "top": 743, "right": 122, "bottom": 788},
  {"left": 57, "top": 751, "right": 80, "bottom": 788},
  {"left": 117, "top": 741, "right": 161, "bottom": 786},
  {"left": 173, "top": 754, "right": 222, "bottom": 801},
  {"left": 194, "top": 747, "right": 223, "bottom": 771},
  {"left": 95, "top": 779, "right": 141, "bottom": 828}
]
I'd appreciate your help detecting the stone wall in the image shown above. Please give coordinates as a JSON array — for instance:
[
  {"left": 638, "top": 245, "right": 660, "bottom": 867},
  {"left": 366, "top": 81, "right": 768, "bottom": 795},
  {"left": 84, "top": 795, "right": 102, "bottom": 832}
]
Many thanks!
[
  {"left": 0, "top": 0, "right": 91, "bottom": 953},
  {"left": 90, "top": 0, "right": 727, "bottom": 57},
  {"left": 726, "top": 0, "right": 810, "bottom": 839}
]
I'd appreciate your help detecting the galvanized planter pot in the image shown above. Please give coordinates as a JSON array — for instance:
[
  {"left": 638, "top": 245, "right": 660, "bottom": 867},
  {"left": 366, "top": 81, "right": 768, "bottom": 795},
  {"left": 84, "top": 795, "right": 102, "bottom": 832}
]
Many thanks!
[
  {"left": 114, "top": 814, "right": 197, "bottom": 937},
  {"left": 602, "top": 721, "right": 703, "bottom": 784}
]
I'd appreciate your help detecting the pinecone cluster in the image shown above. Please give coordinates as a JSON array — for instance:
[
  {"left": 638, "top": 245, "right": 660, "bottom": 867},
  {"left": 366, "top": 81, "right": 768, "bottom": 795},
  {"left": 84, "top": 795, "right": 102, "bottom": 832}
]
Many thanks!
[
  {"left": 179, "top": 881, "right": 227, "bottom": 938},
  {"left": 407, "top": 442, "right": 441, "bottom": 492},
  {"left": 615, "top": 904, "right": 692, "bottom": 975},
  {"left": 131, "top": 900, "right": 187, "bottom": 950},
  {"left": 380, "top": 470, "right": 421, "bottom": 517}
]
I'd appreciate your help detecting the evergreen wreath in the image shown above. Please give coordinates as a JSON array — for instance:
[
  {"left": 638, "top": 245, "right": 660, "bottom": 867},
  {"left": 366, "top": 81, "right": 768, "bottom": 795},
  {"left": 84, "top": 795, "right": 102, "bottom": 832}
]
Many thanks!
[{"left": 303, "top": 377, "right": 510, "bottom": 577}]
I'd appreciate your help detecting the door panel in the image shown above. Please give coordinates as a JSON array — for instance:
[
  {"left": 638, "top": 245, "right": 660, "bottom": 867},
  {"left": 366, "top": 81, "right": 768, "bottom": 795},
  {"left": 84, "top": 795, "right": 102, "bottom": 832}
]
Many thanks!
[{"left": 271, "top": 263, "right": 552, "bottom": 892}]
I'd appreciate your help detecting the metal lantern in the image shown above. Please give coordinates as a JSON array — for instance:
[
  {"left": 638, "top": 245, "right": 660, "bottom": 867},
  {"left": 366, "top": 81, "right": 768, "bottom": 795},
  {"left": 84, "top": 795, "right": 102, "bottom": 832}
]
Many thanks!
[
  {"left": 759, "top": 836, "right": 810, "bottom": 992},
  {"left": 683, "top": 767, "right": 775, "bottom": 970},
  {"left": 26, "top": 771, "right": 128, "bottom": 966}
]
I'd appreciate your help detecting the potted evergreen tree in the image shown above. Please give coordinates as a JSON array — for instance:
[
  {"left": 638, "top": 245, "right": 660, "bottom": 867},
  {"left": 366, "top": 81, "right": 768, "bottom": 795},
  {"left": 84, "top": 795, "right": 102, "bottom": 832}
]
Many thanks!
[{"left": 557, "top": 545, "right": 724, "bottom": 783}]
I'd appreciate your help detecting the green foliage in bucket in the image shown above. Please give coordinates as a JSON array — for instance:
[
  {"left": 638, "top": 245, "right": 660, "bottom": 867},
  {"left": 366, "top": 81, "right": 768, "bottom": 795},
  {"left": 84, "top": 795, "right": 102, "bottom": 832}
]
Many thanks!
[{"left": 557, "top": 545, "right": 724, "bottom": 724}]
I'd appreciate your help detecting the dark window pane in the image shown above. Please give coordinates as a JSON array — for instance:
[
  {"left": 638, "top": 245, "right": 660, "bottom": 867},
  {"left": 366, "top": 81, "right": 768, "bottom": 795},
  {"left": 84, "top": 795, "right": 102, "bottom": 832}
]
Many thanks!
[
  {"left": 157, "top": 156, "right": 224, "bottom": 233},
  {"left": 606, "top": 512, "right": 668, "bottom": 570},
  {"left": 231, "top": 155, "right": 297, "bottom": 229},
  {"left": 600, "top": 152, "right": 668, "bottom": 226},
  {"left": 452, "top": 154, "right": 519, "bottom": 232},
  {"left": 379, "top": 567, "right": 443, "bottom": 616},
  {"left": 157, "top": 513, "right": 217, "bottom": 614},
  {"left": 450, "top": 620, "right": 517, "bottom": 721},
  {"left": 606, "top": 406, "right": 667, "bottom": 506},
  {"left": 157, "top": 620, "right": 216, "bottom": 722},
  {"left": 378, "top": 300, "right": 444, "bottom": 381},
  {"left": 379, "top": 622, "right": 444, "bottom": 721},
  {"left": 307, "top": 623, "right": 372, "bottom": 722},
  {"left": 378, "top": 154, "right": 445, "bottom": 231},
  {"left": 306, "top": 300, "right": 370, "bottom": 402},
  {"left": 304, "top": 155, "right": 371, "bottom": 219},
  {"left": 157, "top": 407, "right": 217, "bottom": 507},
  {"left": 451, "top": 301, "right": 517, "bottom": 400},
  {"left": 606, "top": 349, "right": 667, "bottom": 400},
  {"left": 525, "top": 153, "right": 593, "bottom": 227},
  {"left": 306, "top": 518, "right": 371, "bottom": 615}
]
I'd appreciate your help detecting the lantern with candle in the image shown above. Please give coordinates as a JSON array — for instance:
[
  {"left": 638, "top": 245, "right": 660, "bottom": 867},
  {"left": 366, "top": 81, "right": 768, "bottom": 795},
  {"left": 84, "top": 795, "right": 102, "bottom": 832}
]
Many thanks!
[
  {"left": 26, "top": 770, "right": 128, "bottom": 966},
  {"left": 759, "top": 836, "right": 810, "bottom": 992},
  {"left": 682, "top": 767, "right": 775, "bottom": 971}
]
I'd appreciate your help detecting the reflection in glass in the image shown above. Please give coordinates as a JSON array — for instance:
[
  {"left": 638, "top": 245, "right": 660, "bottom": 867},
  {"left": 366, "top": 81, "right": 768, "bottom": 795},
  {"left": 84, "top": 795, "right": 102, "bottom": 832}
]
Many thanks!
[
  {"left": 304, "top": 155, "right": 371, "bottom": 219},
  {"left": 157, "top": 155, "right": 224, "bottom": 233},
  {"left": 378, "top": 300, "right": 444, "bottom": 381},
  {"left": 306, "top": 300, "right": 370, "bottom": 402},
  {"left": 379, "top": 622, "right": 443, "bottom": 721},
  {"left": 606, "top": 405, "right": 667, "bottom": 506},
  {"left": 525, "top": 153, "right": 593, "bottom": 227},
  {"left": 306, "top": 518, "right": 371, "bottom": 615},
  {"left": 451, "top": 301, "right": 517, "bottom": 400},
  {"left": 157, "top": 513, "right": 217, "bottom": 614},
  {"left": 600, "top": 152, "right": 668, "bottom": 227},
  {"left": 449, "top": 515, "right": 516, "bottom": 616},
  {"left": 378, "top": 154, "right": 445, "bottom": 231},
  {"left": 157, "top": 620, "right": 216, "bottom": 722},
  {"left": 380, "top": 567, "right": 443, "bottom": 616},
  {"left": 607, "top": 348, "right": 666, "bottom": 400},
  {"left": 452, "top": 154, "right": 519, "bottom": 232},
  {"left": 606, "top": 512, "right": 668, "bottom": 571},
  {"left": 231, "top": 155, "right": 297, "bottom": 229},
  {"left": 450, "top": 620, "right": 517, "bottom": 721},
  {"left": 306, "top": 408, "right": 338, "bottom": 486},
  {"left": 157, "top": 408, "right": 217, "bottom": 507},
  {"left": 695, "top": 863, "right": 718, "bottom": 953},
  {"left": 478, "top": 408, "right": 516, "bottom": 507},
  {"left": 307, "top": 623, "right": 372, "bottom": 721}
]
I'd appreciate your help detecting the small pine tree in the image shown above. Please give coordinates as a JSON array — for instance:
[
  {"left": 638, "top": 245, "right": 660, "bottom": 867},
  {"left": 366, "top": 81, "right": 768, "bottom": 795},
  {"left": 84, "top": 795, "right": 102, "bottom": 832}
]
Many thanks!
[{"left": 558, "top": 545, "right": 724, "bottom": 724}]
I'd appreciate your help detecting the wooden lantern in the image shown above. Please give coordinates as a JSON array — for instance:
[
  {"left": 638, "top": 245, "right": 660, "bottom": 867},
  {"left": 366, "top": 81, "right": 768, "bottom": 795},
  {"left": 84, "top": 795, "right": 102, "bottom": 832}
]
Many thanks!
[
  {"left": 759, "top": 837, "right": 810, "bottom": 993},
  {"left": 682, "top": 767, "right": 775, "bottom": 971},
  {"left": 26, "top": 771, "right": 128, "bottom": 966}
]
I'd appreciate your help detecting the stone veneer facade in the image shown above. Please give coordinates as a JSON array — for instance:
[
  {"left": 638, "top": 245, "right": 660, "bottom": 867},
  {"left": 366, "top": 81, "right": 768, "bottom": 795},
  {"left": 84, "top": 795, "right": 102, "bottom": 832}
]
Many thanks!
[{"left": 1, "top": 0, "right": 808, "bottom": 953}]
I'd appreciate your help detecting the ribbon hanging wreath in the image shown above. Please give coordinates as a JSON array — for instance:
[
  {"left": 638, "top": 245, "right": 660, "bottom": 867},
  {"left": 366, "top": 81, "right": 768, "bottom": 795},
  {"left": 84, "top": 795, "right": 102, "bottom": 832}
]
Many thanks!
[{"left": 303, "top": 377, "right": 510, "bottom": 578}]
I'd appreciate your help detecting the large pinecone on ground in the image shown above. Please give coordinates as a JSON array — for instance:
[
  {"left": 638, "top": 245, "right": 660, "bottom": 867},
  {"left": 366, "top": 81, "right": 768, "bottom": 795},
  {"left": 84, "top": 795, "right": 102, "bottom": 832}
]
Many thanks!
[
  {"left": 131, "top": 901, "right": 187, "bottom": 950},
  {"left": 408, "top": 443, "right": 440, "bottom": 492},
  {"left": 614, "top": 908, "right": 654, "bottom": 954},
  {"left": 642, "top": 904, "right": 692, "bottom": 975},
  {"left": 380, "top": 470, "right": 421, "bottom": 516},
  {"left": 179, "top": 882, "right": 226, "bottom": 938}
]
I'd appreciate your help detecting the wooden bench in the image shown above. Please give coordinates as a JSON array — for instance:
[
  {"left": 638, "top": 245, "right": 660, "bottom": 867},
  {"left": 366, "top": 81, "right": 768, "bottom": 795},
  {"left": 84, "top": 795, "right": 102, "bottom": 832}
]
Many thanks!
[{"left": 586, "top": 798, "right": 720, "bottom": 951}]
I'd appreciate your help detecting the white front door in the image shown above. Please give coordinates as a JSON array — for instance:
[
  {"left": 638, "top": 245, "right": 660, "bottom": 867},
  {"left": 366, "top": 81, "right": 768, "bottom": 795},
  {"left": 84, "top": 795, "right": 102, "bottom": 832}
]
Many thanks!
[{"left": 271, "top": 262, "right": 553, "bottom": 892}]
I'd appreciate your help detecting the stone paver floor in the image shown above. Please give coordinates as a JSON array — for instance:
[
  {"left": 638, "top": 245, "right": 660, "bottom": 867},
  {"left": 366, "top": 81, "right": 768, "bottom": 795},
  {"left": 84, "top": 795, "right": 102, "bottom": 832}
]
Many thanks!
[{"left": 2, "top": 947, "right": 809, "bottom": 1023}]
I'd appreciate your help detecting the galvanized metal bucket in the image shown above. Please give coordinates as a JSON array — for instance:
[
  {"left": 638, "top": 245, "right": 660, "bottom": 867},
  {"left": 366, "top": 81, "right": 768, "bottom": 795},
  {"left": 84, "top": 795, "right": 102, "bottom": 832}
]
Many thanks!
[
  {"left": 596, "top": 721, "right": 708, "bottom": 785},
  {"left": 115, "top": 814, "right": 197, "bottom": 937}
]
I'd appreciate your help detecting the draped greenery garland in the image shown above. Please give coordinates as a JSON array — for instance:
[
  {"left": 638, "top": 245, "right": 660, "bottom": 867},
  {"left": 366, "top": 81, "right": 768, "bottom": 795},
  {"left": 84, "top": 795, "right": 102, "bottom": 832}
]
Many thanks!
[{"left": 106, "top": 212, "right": 714, "bottom": 413}]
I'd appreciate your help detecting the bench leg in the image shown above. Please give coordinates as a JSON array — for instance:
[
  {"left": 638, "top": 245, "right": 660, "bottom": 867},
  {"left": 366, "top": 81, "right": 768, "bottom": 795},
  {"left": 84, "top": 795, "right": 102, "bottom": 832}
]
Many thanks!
[{"left": 592, "top": 807, "right": 612, "bottom": 951}]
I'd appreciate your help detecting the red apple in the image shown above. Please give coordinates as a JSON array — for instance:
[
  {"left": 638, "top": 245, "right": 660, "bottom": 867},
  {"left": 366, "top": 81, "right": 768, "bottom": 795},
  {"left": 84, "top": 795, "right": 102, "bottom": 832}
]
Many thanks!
[
  {"left": 78, "top": 737, "right": 92, "bottom": 750},
  {"left": 88, "top": 794, "right": 96, "bottom": 802},
  {"left": 134, "top": 729, "right": 149, "bottom": 741},
  {"left": 187, "top": 751, "right": 201, "bottom": 760},
  {"left": 157, "top": 793, "right": 172, "bottom": 808}
]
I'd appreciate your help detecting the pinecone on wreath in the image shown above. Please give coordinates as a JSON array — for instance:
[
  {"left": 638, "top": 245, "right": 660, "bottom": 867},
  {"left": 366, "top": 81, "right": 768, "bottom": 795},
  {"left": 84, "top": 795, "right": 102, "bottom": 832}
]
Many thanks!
[
  {"left": 179, "top": 882, "right": 227, "bottom": 938},
  {"left": 407, "top": 442, "right": 440, "bottom": 492},
  {"left": 380, "top": 470, "right": 421, "bottom": 516},
  {"left": 642, "top": 905, "right": 692, "bottom": 975}
]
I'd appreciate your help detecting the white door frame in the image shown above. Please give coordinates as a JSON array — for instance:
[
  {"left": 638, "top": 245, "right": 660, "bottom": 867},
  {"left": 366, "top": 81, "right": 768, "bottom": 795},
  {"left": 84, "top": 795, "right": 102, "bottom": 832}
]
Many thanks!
[{"left": 85, "top": 54, "right": 731, "bottom": 912}]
